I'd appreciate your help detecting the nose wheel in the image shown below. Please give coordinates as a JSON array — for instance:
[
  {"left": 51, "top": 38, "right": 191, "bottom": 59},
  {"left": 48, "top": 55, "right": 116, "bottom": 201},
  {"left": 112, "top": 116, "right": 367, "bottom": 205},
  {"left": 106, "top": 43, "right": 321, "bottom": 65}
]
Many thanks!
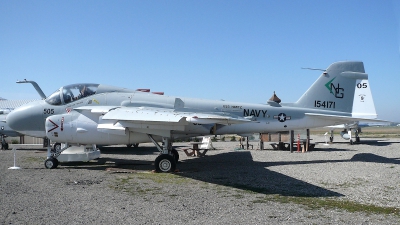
[{"left": 44, "top": 157, "right": 59, "bottom": 169}]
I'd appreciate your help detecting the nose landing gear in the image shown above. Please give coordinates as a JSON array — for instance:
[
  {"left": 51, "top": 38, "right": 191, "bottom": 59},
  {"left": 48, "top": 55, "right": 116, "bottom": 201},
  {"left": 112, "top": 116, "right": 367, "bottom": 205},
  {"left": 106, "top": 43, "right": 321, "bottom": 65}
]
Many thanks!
[{"left": 44, "top": 157, "right": 59, "bottom": 169}]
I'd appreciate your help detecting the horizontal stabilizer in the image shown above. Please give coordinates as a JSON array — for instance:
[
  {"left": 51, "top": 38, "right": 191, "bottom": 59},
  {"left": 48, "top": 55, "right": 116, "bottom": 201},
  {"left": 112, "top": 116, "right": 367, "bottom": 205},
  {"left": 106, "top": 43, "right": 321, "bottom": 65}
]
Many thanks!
[{"left": 305, "top": 113, "right": 389, "bottom": 124}]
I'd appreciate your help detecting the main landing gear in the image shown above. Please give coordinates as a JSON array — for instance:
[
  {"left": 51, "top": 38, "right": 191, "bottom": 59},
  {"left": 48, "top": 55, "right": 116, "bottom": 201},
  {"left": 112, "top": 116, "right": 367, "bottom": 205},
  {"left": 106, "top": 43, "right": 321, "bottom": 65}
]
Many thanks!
[
  {"left": 127, "top": 143, "right": 139, "bottom": 148},
  {"left": 147, "top": 134, "right": 179, "bottom": 172},
  {"left": 351, "top": 128, "right": 361, "bottom": 145},
  {"left": 329, "top": 128, "right": 361, "bottom": 145},
  {"left": 1, "top": 135, "right": 9, "bottom": 150}
]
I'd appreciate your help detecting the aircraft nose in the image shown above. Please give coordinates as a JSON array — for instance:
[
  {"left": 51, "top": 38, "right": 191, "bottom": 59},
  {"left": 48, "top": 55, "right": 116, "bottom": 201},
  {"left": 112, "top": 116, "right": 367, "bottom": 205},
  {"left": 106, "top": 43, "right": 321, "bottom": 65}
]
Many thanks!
[{"left": 7, "top": 101, "right": 45, "bottom": 135}]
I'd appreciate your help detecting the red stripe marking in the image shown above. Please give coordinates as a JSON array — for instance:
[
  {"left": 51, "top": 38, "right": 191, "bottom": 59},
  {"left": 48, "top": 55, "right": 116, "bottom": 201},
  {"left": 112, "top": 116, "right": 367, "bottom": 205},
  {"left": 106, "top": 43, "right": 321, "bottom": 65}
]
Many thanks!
[{"left": 47, "top": 119, "right": 59, "bottom": 132}]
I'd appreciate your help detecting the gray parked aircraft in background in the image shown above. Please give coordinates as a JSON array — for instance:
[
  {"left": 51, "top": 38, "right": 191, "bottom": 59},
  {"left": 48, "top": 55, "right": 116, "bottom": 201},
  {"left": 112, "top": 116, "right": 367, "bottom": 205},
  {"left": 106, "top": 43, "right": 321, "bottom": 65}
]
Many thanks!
[
  {"left": 1, "top": 99, "right": 40, "bottom": 148},
  {"left": 1, "top": 106, "right": 21, "bottom": 149},
  {"left": 7, "top": 61, "right": 382, "bottom": 172},
  {"left": 1, "top": 107, "right": 21, "bottom": 138},
  {"left": 0, "top": 80, "right": 45, "bottom": 147}
]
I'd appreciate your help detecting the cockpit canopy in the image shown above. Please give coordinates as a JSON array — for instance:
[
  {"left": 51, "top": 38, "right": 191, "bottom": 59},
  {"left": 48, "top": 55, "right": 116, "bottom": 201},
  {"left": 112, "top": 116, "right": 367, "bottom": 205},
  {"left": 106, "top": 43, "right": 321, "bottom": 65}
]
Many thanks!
[{"left": 45, "top": 83, "right": 99, "bottom": 105}]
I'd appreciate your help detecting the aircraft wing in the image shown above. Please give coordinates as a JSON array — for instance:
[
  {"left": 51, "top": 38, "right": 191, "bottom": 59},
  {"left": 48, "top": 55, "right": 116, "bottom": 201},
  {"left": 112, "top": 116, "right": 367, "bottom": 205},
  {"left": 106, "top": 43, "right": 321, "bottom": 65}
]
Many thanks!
[
  {"left": 86, "top": 106, "right": 252, "bottom": 137},
  {"left": 75, "top": 106, "right": 251, "bottom": 124},
  {"left": 100, "top": 107, "right": 251, "bottom": 124},
  {"left": 305, "top": 113, "right": 389, "bottom": 124}
]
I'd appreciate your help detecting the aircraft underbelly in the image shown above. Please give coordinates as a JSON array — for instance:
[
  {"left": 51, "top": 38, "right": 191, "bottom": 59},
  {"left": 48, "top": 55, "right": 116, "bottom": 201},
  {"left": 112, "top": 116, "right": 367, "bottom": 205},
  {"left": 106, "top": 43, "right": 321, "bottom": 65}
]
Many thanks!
[{"left": 213, "top": 118, "right": 319, "bottom": 134}]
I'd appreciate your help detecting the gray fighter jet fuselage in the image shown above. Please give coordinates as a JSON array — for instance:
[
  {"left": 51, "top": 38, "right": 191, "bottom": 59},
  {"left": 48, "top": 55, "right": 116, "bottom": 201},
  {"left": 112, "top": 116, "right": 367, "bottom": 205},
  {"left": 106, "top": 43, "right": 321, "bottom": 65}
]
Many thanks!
[
  {"left": 6, "top": 61, "right": 380, "bottom": 171},
  {"left": 7, "top": 83, "right": 355, "bottom": 143}
]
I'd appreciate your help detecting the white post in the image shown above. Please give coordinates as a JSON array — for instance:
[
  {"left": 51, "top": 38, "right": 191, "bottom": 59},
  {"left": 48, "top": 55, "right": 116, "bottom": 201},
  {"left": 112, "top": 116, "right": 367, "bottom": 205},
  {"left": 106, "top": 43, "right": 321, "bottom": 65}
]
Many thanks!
[
  {"left": 8, "top": 147, "right": 21, "bottom": 169},
  {"left": 323, "top": 132, "right": 329, "bottom": 146}
]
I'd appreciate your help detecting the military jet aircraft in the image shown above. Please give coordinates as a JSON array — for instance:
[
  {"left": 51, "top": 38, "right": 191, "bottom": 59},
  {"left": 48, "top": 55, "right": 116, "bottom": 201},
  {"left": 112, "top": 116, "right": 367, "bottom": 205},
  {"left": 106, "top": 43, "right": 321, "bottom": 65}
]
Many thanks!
[
  {"left": 1, "top": 99, "right": 39, "bottom": 148},
  {"left": 0, "top": 107, "right": 19, "bottom": 149},
  {"left": 0, "top": 80, "right": 45, "bottom": 148},
  {"left": 7, "top": 61, "right": 381, "bottom": 172},
  {"left": 1, "top": 108, "right": 19, "bottom": 137}
]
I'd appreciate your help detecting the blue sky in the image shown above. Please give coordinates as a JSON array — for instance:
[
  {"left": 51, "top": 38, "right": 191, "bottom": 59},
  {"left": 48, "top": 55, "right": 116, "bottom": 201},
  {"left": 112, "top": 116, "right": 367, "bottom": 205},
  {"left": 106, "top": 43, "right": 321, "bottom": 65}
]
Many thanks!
[{"left": 1, "top": 0, "right": 400, "bottom": 122}]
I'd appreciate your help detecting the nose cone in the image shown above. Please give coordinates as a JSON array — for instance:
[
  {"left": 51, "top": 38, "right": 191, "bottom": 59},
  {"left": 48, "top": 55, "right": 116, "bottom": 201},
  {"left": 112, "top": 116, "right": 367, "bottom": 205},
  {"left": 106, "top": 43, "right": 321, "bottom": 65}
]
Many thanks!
[{"left": 7, "top": 100, "right": 46, "bottom": 137}]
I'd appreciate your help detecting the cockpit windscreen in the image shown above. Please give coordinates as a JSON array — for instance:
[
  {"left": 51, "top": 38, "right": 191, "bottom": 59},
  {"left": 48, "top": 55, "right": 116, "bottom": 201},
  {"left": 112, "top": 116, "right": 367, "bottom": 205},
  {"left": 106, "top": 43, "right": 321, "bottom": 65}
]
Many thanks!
[{"left": 45, "top": 83, "right": 99, "bottom": 105}]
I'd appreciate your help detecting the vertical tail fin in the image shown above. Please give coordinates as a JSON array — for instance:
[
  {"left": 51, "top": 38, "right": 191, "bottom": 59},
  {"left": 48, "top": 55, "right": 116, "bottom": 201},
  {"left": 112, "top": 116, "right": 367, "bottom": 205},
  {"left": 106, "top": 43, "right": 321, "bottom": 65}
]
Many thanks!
[
  {"left": 351, "top": 79, "right": 377, "bottom": 119},
  {"left": 294, "top": 61, "right": 370, "bottom": 114}
]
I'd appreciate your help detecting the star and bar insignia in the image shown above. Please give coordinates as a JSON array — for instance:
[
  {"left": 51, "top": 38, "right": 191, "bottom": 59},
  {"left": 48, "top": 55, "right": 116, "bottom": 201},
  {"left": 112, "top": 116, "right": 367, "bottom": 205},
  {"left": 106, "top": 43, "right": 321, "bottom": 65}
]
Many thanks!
[{"left": 273, "top": 113, "right": 291, "bottom": 122}]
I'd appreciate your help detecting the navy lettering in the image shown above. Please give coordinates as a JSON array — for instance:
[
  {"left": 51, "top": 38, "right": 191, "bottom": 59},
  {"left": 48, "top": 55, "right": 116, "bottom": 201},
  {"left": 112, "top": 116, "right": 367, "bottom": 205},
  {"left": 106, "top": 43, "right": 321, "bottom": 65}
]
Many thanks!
[{"left": 243, "top": 109, "right": 268, "bottom": 117}]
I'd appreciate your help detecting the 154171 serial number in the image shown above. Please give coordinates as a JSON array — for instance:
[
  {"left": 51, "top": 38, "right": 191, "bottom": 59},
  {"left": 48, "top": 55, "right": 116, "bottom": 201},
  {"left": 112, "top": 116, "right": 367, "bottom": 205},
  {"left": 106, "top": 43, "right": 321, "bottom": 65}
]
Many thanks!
[{"left": 314, "top": 100, "right": 335, "bottom": 108}]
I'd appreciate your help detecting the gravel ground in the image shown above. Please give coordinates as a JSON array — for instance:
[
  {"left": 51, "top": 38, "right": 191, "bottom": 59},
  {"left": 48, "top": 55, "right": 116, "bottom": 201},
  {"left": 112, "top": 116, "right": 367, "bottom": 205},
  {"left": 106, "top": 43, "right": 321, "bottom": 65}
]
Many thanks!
[{"left": 1, "top": 136, "right": 399, "bottom": 224}]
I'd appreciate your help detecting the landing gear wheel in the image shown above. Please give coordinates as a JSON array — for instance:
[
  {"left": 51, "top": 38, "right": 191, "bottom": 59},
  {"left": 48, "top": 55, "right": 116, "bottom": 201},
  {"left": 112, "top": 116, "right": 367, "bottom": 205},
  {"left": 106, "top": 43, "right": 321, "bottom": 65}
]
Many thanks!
[
  {"left": 53, "top": 143, "right": 61, "bottom": 153},
  {"left": 44, "top": 157, "right": 59, "bottom": 169},
  {"left": 171, "top": 148, "right": 179, "bottom": 163},
  {"left": 155, "top": 154, "right": 176, "bottom": 172},
  {"left": 127, "top": 143, "right": 139, "bottom": 148},
  {"left": 350, "top": 139, "right": 354, "bottom": 145}
]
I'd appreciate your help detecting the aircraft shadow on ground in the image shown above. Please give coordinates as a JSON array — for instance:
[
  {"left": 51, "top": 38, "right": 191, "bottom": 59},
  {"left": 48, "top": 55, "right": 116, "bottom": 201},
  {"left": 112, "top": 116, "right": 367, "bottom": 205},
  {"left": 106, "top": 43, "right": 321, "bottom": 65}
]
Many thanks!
[
  {"left": 98, "top": 145, "right": 190, "bottom": 155},
  {"left": 61, "top": 146, "right": 341, "bottom": 198},
  {"left": 59, "top": 146, "right": 400, "bottom": 198},
  {"left": 314, "top": 139, "right": 397, "bottom": 147},
  {"left": 350, "top": 153, "right": 400, "bottom": 164},
  {"left": 353, "top": 140, "right": 395, "bottom": 146},
  {"left": 98, "top": 146, "right": 159, "bottom": 155},
  {"left": 176, "top": 151, "right": 343, "bottom": 198},
  {"left": 59, "top": 157, "right": 154, "bottom": 170},
  {"left": 296, "top": 147, "right": 355, "bottom": 152},
  {"left": 264, "top": 154, "right": 400, "bottom": 168}
]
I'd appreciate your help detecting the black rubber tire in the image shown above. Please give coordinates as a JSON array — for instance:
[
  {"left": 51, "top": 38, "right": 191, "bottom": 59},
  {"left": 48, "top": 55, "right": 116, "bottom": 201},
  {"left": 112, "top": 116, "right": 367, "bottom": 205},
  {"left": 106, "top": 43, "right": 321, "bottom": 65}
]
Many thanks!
[
  {"left": 171, "top": 149, "right": 179, "bottom": 163},
  {"left": 127, "top": 143, "right": 139, "bottom": 148},
  {"left": 154, "top": 154, "right": 176, "bottom": 172},
  {"left": 44, "top": 157, "right": 59, "bottom": 169}
]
